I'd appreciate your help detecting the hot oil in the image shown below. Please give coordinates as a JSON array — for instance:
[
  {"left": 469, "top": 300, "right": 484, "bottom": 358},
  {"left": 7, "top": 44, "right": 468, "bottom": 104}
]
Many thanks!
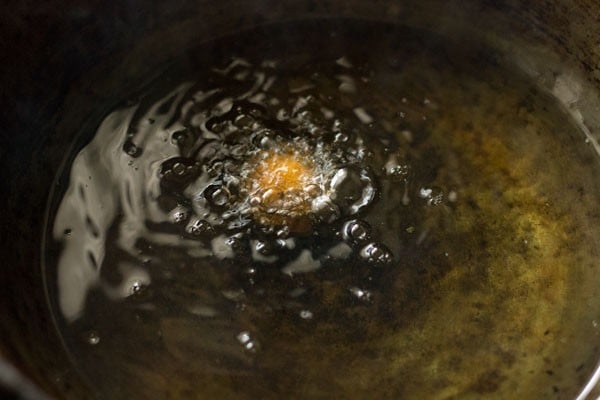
[{"left": 44, "top": 20, "right": 600, "bottom": 399}]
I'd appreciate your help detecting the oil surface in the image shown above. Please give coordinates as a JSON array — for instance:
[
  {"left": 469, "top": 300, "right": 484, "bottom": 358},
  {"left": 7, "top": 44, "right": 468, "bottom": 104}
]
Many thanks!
[{"left": 44, "top": 21, "right": 600, "bottom": 399}]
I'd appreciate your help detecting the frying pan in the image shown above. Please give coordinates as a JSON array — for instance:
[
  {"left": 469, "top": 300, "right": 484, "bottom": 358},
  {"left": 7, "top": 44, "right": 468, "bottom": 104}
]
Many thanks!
[{"left": 1, "top": 0, "right": 599, "bottom": 398}]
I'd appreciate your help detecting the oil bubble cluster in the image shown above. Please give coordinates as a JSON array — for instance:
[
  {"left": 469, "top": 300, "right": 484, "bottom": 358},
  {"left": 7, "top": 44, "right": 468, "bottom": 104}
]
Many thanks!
[
  {"left": 50, "top": 46, "right": 453, "bottom": 397},
  {"left": 51, "top": 52, "right": 445, "bottom": 330}
]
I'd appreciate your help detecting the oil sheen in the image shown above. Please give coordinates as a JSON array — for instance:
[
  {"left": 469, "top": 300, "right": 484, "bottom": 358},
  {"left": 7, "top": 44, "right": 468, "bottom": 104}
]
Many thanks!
[{"left": 44, "top": 21, "right": 600, "bottom": 399}]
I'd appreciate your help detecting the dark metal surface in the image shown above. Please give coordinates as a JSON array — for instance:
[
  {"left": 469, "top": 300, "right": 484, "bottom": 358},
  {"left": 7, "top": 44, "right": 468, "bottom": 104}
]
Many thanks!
[{"left": 0, "top": 359, "right": 50, "bottom": 400}]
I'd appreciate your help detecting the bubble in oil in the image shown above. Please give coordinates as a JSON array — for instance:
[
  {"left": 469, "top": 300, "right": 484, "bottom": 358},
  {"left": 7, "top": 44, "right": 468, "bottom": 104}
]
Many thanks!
[
  {"left": 84, "top": 331, "right": 100, "bottom": 346},
  {"left": 419, "top": 186, "right": 444, "bottom": 206},
  {"left": 171, "top": 129, "right": 188, "bottom": 145},
  {"left": 384, "top": 153, "right": 410, "bottom": 181},
  {"left": 186, "top": 218, "right": 214, "bottom": 237},
  {"left": 349, "top": 287, "right": 373, "bottom": 302},
  {"left": 359, "top": 242, "right": 393, "bottom": 265},
  {"left": 236, "top": 331, "right": 259, "bottom": 353},
  {"left": 206, "top": 186, "right": 231, "bottom": 208},
  {"left": 169, "top": 206, "right": 189, "bottom": 224},
  {"left": 123, "top": 140, "right": 142, "bottom": 158},
  {"left": 342, "top": 219, "right": 371, "bottom": 245}
]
